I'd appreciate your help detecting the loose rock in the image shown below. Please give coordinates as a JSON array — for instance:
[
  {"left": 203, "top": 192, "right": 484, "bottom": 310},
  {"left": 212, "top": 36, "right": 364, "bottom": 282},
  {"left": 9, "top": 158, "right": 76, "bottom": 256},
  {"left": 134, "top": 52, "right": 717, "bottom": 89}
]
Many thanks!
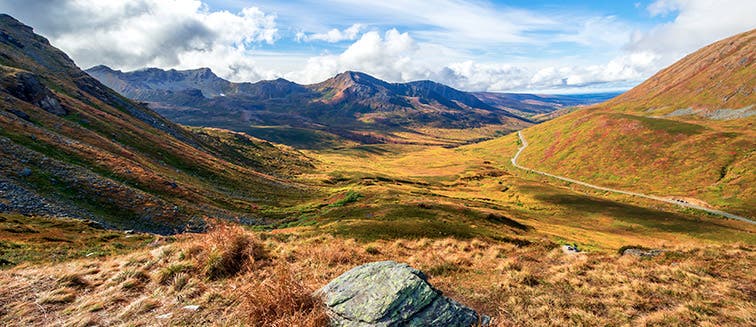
[
  {"left": 561, "top": 244, "right": 581, "bottom": 255},
  {"left": 318, "top": 261, "right": 489, "bottom": 326},
  {"left": 621, "top": 247, "right": 663, "bottom": 258},
  {"left": 19, "top": 167, "right": 31, "bottom": 177}
]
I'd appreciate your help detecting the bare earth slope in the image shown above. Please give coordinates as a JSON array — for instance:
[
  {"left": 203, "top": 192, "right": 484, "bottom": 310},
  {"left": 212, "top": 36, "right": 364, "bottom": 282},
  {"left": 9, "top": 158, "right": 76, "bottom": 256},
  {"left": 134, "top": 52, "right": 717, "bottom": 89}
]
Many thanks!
[{"left": 518, "top": 29, "right": 755, "bottom": 217}]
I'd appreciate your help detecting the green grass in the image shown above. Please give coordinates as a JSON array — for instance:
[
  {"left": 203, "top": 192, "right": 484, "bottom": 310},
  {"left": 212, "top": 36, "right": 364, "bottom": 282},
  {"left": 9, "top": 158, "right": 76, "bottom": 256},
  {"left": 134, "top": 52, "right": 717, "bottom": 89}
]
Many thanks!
[
  {"left": 612, "top": 114, "right": 707, "bottom": 135},
  {"left": 316, "top": 200, "right": 530, "bottom": 242},
  {"left": 330, "top": 190, "right": 363, "bottom": 207},
  {"left": 243, "top": 125, "right": 346, "bottom": 149},
  {"left": 0, "top": 214, "right": 157, "bottom": 268},
  {"left": 327, "top": 219, "right": 480, "bottom": 241},
  {"left": 519, "top": 110, "right": 755, "bottom": 217}
]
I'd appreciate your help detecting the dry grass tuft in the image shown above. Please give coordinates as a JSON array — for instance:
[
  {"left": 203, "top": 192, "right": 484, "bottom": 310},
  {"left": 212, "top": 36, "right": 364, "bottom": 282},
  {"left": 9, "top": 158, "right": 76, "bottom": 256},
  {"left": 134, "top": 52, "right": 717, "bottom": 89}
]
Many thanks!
[
  {"left": 235, "top": 266, "right": 329, "bottom": 327},
  {"left": 39, "top": 288, "right": 77, "bottom": 305},
  {"left": 156, "top": 263, "right": 193, "bottom": 285},
  {"left": 2, "top": 227, "right": 753, "bottom": 326},
  {"left": 58, "top": 273, "right": 90, "bottom": 289},
  {"left": 191, "top": 223, "right": 268, "bottom": 280}
]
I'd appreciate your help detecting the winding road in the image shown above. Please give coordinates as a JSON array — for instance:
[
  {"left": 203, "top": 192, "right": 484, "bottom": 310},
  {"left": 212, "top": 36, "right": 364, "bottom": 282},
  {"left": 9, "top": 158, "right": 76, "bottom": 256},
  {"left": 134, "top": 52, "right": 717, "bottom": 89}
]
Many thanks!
[{"left": 511, "top": 131, "right": 756, "bottom": 225}]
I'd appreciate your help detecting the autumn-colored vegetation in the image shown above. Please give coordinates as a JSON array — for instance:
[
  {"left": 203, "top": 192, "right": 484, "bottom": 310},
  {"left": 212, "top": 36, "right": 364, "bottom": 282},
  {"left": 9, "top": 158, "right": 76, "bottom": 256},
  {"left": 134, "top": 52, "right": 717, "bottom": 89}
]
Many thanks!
[
  {"left": 518, "top": 29, "right": 756, "bottom": 217},
  {"left": 1, "top": 14, "right": 754, "bottom": 327},
  {"left": 1, "top": 218, "right": 753, "bottom": 326}
]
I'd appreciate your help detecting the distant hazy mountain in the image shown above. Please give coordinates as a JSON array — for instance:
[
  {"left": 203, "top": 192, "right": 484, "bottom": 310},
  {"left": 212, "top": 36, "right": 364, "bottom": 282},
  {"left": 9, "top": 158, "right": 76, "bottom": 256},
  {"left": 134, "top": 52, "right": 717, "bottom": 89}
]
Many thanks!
[{"left": 473, "top": 92, "right": 620, "bottom": 118}]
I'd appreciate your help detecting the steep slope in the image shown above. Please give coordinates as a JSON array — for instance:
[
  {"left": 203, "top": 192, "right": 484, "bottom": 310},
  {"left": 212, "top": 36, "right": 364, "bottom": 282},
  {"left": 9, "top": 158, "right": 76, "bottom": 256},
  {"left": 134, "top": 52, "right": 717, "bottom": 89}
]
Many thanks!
[
  {"left": 0, "top": 14, "right": 315, "bottom": 233},
  {"left": 518, "top": 29, "right": 755, "bottom": 217},
  {"left": 88, "top": 68, "right": 532, "bottom": 147}
]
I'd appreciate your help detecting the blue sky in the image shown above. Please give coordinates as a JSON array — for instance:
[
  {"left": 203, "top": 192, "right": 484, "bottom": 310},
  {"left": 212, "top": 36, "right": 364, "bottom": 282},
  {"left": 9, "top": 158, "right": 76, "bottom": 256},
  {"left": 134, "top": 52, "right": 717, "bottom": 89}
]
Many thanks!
[{"left": 1, "top": 0, "right": 754, "bottom": 93}]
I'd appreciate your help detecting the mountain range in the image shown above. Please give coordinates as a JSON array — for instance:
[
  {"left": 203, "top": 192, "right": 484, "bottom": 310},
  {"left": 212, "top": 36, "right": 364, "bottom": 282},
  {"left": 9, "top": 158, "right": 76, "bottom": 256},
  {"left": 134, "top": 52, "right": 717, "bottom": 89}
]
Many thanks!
[{"left": 86, "top": 66, "right": 615, "bottom": 148}]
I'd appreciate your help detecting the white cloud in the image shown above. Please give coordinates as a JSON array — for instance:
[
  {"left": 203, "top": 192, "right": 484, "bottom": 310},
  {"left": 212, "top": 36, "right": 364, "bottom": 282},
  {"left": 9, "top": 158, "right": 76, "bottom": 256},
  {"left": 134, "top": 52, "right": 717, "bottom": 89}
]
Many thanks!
[
  {"left": 2, "top": 0, "right": 754, "bottom": 93},
  {"left": 0, "top": 0, "right": 279, "bottom": 81},
  {"left": 436, "top": 51, "right": 659, "bottom": 92},
  {"left": 284, "top": 29, "right": 657, "bottom": 92},
  {"left": 630, "top": 0, "right": 756, "bottom": 64},
  {"left": 299, "top": 0, "right": 557, "bottom": 47},
  {"left": 288, "top": 29, "right": 427, "bottom": 83},
  {"left": 297, "top": 24, "right": 364, "bottom": 43}
]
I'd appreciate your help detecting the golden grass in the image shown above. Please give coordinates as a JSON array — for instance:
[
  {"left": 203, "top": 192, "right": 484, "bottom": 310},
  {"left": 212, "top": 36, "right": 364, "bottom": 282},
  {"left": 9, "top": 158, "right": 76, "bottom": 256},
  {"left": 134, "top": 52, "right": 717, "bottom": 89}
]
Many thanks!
[
  {"left": 1, "top": 226, "right": 753, "bottom": 326},
  {"left": 299, "top": 134, "right": 755, "bottom": 252}
]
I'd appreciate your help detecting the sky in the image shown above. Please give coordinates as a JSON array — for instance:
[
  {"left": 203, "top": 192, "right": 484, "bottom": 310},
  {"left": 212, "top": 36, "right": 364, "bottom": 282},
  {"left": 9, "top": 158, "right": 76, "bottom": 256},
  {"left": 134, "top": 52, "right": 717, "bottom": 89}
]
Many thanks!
[{"left": 0, "top": 0, "right": 754, "bottom": 94}]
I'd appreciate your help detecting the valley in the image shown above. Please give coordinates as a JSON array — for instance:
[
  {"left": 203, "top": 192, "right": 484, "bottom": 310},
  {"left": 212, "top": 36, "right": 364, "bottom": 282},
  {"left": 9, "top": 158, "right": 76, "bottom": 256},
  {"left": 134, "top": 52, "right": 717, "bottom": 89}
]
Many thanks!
[{"left": 0, "top": 10, "right": 754, "bottom": 327}]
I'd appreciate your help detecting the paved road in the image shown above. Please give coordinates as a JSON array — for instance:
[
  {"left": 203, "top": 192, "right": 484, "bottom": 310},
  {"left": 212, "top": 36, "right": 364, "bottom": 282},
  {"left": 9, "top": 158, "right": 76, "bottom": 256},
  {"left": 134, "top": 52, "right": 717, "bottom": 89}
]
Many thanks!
[{"left": 511, "top": 131, "right": 755, "bottom": 225}]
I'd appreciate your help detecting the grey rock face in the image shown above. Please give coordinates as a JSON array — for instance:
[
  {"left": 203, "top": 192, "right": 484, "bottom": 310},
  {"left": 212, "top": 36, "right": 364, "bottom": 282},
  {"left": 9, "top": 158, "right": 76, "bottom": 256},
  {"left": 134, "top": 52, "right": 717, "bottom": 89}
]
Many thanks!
[
  {"left": 4, "top": 72, "right": 67, "bottom": 116},
  {"left": 318, "top": 261, "right": 489, "bottom": 327}
]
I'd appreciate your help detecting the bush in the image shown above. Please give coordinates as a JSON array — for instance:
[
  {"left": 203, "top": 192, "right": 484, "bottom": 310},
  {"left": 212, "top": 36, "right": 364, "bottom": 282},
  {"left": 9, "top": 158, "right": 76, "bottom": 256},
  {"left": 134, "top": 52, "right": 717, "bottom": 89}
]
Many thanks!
[
  {"left": 331, "top": 190, "right": 362, "bottom": 207},
  {"left": 192, "top": 223, "right": 268, "bottom": 280}
]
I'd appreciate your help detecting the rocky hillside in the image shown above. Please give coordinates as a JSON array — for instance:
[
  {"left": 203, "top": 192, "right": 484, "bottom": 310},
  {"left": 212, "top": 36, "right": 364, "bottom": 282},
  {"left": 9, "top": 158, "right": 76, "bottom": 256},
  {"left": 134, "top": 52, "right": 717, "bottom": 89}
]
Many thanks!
[
  {"left": 0, "top": 14, "right": 315, "bottom": 233},
  {"left": 517, "top": 29, "right": 756, "bottom": 217}
]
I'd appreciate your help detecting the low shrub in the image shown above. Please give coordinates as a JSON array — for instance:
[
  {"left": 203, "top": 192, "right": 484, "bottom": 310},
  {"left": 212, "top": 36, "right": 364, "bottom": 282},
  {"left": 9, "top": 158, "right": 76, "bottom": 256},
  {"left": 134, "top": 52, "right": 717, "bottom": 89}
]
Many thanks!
[
  {"left": 331, "top": 190, "right": 362, "bottom": 207},
  {"left": 191, "top": 223, "right": 268, "bottom": 280}
]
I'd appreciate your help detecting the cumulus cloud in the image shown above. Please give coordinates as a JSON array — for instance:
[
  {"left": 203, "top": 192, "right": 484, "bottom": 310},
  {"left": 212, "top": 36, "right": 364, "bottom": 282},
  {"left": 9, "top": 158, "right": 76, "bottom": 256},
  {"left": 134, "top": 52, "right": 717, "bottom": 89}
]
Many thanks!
[
  {"left": 1, "top": 0, "right": 754, "bottom": 92},
  {"left": 297, "top": 24, "right": 363, "bottom": 43},
  {"left": 288, "top": 29, "right": 427, "bottom": 83},
  {"left": 285, "top": 29, "right": 658, "bottom": 92},
  {"left": 287, "top": 0, "right": 754, "bottom": 92},
  {"left": 629, "top": 0, "right": 756, "bottom": 62},
  {"left": 0, "top": 0, "right": 279, "bottom": 81}
]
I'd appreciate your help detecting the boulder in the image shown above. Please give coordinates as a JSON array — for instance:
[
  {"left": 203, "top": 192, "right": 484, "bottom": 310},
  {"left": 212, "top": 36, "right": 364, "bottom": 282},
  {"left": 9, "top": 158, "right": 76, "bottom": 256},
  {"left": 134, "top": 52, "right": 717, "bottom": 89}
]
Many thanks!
[
  {"left": 19, "top": 167, "right": 32, "bottom": 177},
  {"left": 3, "top": 71, "right": 67, "bottom": 116},
  {"left": 561, "top": 244, "right": 581, "bottom": 255},
  {"left": 621, "top": 247, "right": 663, "bottom": 258},
  {"left": 318, "top": 261, "right": 489, "bottom": 326}
]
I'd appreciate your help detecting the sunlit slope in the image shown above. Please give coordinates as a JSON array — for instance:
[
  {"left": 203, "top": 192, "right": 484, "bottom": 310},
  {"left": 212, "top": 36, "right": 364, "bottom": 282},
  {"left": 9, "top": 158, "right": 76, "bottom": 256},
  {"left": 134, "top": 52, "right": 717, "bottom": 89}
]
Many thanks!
[
  {"left": 0, "top": 14, "right": 314, "bottom": 233},
  {"left": 518, "top": 29, "right": 755, "bottom": 217}
]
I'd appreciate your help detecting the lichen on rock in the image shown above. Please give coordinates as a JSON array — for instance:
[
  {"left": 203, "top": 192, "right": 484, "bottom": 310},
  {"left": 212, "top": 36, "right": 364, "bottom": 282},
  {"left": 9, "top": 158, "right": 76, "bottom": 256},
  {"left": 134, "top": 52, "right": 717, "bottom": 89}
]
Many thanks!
[{"left": 318, "top": 261, "right": 489, "bottom": 326}]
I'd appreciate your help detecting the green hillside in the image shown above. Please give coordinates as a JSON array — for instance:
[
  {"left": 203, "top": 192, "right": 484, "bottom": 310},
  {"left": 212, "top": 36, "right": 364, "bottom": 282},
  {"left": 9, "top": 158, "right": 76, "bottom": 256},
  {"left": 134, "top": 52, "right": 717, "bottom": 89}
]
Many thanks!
[{"left": 518, "top": 29, "right": 755, "bottom": 217}]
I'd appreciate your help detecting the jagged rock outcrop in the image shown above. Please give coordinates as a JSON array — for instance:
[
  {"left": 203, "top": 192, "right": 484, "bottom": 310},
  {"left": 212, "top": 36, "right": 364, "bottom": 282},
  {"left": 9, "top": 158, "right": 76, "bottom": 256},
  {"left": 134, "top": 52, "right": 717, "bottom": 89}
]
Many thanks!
[
  {"left": 318, "top": 261, "right": 489, "bottom": 326},
  {"left": 1, "top": 70, "right": 66, "bottom": 115}
]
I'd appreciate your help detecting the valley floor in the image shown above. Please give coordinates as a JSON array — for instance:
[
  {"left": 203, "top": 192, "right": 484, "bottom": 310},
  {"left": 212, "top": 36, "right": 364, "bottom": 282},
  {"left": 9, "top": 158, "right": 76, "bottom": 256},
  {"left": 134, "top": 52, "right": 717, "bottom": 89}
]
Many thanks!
[{"left": 2, "top": 131, "right": 755, "bottom": 326}]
